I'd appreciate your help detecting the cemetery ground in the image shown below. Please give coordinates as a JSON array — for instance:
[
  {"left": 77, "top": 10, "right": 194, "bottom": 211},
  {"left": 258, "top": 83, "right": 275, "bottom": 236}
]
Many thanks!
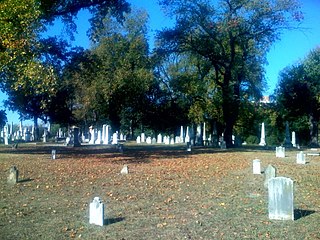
[{"left": 0, "top": 143, "right": 319, "bottom": 239}]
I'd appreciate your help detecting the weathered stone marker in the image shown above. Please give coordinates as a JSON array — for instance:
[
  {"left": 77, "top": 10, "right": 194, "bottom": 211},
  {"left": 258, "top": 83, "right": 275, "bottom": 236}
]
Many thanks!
[
  {"left": 276, "top": 146, "right": 285, "bottom": 158},
  {"left": 268, "top": 177, "right": 294, "bottom": 220},
  {"left": 264, "top": 164, "right": 276, "bottom": 189},
  {"left": 186, "top": 142, "right": 192, "bottom": 152},
  {"left": 51, "top": 150, "right": 56, "bottom": 160},
  {"left": 89, "top": 197, "right": 105, "bottom": 226},
  {"left": 252, "top": 159, "right": 261, "bottom": 174},
  {"left": 296, "top": 151, "right": 306, "bottom": 164},
  {"left": 120, "top": 165, "right": 129, "bottom": 175},
  {"left": 7, "top": 166, "right": 19, "bottom": 184}
]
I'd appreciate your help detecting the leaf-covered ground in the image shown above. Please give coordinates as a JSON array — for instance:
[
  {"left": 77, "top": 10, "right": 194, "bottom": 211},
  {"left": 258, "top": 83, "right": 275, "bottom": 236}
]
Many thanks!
[{"left": 0, "top": 143, "right": 319, "bottom": 239}]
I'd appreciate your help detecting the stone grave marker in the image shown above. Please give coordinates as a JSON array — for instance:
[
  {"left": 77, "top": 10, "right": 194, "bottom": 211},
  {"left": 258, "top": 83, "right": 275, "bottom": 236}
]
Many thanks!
[
  {"left": 186, "top": 142, "right": 192, "bottom": 152},
  {"left": 276, "top": 146, "right": 285, "bottom": 158},
  {"left": 51, "top": 150, "right": 56, "bottom": 160},
  {"left": 152, "top": 137, "right": 156, "bottom": 144},
  {"left": 268, "top": 177, "right": 294, "bottom": 220},
  {"left": 7, "top": 166, "right": 19, "bottom": 184},
  {"left": 252, "top": 159, "right": 261, "bottom": 174},
  {"left": 259, "top": 122, "right": 266, "bottom": 146},
  {"left": 141, "top": 133, "right": 145, "bottom": 143},
  {"left": 89, "top": 197, "right": 105, "bottom": 226},
  {"left": 220, "top": 140, "right": 226, "bottom": 149},
  {"left": 264, "top": 164, "right": 277, "bottom": 189},
  {"left": 157, "top": 134, "right": 162, "bottom": 144},
  {"left": 146, "top": 137, "right": 152, "bottom": 144},
  {"left": 296, "top": 151, "right": 306, "bottom": 164},
  {"left": 121, "top": 165, "right": 129, "bottom": 174}
]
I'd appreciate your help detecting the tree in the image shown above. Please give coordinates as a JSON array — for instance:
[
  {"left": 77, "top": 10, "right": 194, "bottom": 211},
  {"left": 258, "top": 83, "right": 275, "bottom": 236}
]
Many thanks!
[
  {"left": 157, "top": 0, "right": 303, "bottom": 147},
  {"left": 0, "top": 0, "right": 130, "bottom": 125},
  {"left": 275, "top": 47, "right": 320, "bottom": 146}
]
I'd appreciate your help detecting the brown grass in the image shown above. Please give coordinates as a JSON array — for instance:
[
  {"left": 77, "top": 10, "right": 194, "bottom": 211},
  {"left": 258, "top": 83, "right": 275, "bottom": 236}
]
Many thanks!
[{"left": 0, "top": 143, "right": 319, "bottom": 239}]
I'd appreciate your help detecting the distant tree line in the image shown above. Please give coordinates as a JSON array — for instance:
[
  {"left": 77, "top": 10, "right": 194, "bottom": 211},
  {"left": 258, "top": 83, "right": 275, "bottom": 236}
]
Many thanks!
[{"left": 2, "top": 0, "right": 320, "bottom": 146}]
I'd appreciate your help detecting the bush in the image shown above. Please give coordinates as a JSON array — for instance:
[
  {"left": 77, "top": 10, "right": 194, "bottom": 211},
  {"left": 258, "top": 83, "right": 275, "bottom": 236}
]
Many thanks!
[{"left": 245, "top": 135, "right": 259, "bottom": 144}]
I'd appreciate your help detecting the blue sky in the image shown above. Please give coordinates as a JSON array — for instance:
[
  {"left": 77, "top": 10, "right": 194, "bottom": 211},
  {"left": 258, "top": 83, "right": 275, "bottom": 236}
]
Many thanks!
[{"left": 2, "top": 0, "right": 320, "bottom": 124}]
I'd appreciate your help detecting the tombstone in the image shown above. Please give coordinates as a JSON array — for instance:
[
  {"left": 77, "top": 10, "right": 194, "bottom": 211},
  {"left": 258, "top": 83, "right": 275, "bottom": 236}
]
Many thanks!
[
  {"left": 180, "top": 126, "right": 184, "bottom": 143},
  {"left": 19, "top": 121, "right": 23, "bottom": 139},
  {"left": 220, "top": 140, "right": 226, "bottom": 149},
  {"left": 89, "top": 197, "right": 105, "bottom": 226},
  {"left": 276, "top": 146, "right": 285, "bottom": 158},
  {"left": 185, "top": 127, "right": 190, "bottom": 143},
  {"left": 136, "top": 136, "right": 141, "bottom": 144},
  {"left": 292, "top": 131, "right": 297, "bottom": 147},
  {"left": 95, "top": 130, "right": 102, "bottom": 144},
  {"left": 51, "top": 150, "right": 56, "bottom": 160},
  {"left": 203, "top": 123, "right": 207, "bottom": 144},
  {"left": 186, "top": 142, "right": 192, "bottom": 152},
  {"left": 164, "top": 136, "right": 170, "bottom": 145},
  {"left": 259, "top": 122, "right": 266, "bottom": 146},
  {"left": 175, "top": 136, "right": 180, "bottom": 144},
  {"left": 170, "top": 137, "right": 175, "bottom": 145},
  {"left": 268, "top": 177, "right": 294, "bottom": 220},
  {"left": 195, "top": 124, "right": 202, "bottom": 145},
  {"left": 146, "top": 137, "right": 152, "bottom": 144},
  {"left": 296, "top": 151, "right": 306, "bottom": 164},
  {"left": 252, "top": 159, "right": 261, "bottom": 174},
  {"left": 120, "top": 165, "right": 129, "bottom": 174},
  {"left": 43, "top": 128, "right": 48, "bottom": 143},
  {"left": 102, "top": 124, "right": 110, "bottom": 145},
  {"left": 152, "top": 137, "right": 156, "bottom": 144},
  {"left": 157, "top": 134, "right": 162, "bottom": 144},
  {"left": 120, "top": 133, "right": 124, "bottom": 141},
  {"left": 67, "top": 126, "right": 81, "bottom": 147},
  {"left": 141, "top": 133, "right": 145, "bottom": 143},
  {"left": 24, "top": 129, "right": 31, "bottom": 142},
  {"left": 89, "top": 126, "right": 95, "bottom": 144},
  {"left": 284, "top": 121, "right": 293, "bottom": 148},
  {"left": 7, "top": 166, "right": 19, "bottom": 184},
  {"left": 3, "top": 125, "right": 8, "bottom": 145},
  {"left": 264, "top": 164, "right": 277, "bottom": 189},
  {"left": 112, "top": 132, "right": 118, "bottom": 145}
]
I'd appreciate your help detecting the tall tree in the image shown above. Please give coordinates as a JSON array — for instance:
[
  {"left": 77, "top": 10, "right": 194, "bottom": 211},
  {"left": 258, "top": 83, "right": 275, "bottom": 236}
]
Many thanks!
[
  {"left": 157, "top": 0, "right": 303, "bottom": 147},
  {"left": 275, "top": 47, "right": 320, "bottom": 146}
]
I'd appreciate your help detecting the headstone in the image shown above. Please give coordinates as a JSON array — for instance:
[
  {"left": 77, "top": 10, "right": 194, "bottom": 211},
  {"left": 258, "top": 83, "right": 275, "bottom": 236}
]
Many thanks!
[
  {"left": 7, "top": 166, "right": 18, "bottom": 184},
  {"left": 157, "top": 134, "right": 162, "bottom": 144},
  {"left": 120, "top": 165, "right": 129, "bottom": 174},
  {"left": 252, "top": 159, "right": 261, "bottom": 174},
  {"left": 51, "top": 150, "right": 56, "bottom": 160},
  {"left": 180, "top": 126, "right": 184, "bottom": 143},
  {"left": 43, "top": 128, "right": 48, "bottom": 143},
  {"left": 170, "top": 137, "right": 175, "bottom": 145},
  {"left": 296, "top": 151, "right": 306, "bottom": 164},
  {"left": 102, "top": 124, "right": 110, "bottom": 145},
  {"left": 164, "top": 136, "right": 170, "bottom": 145},
  {"left": 89, "top": 197, "right": 105, "bottom": 226},
  {"left": 292, "top": 131, "right": 296, "bottom": 147},
  {"left": 4, "top": 125, "right": 8, "bottom": 145},
  {"left": 259, "top": 122, "right": 266, "bottom": 146},
  {"left": 268, "top": 177, "right": 294, "bottom": 220},
  {"left": 146, "top": 137, "right": 152, "bottom": 144},
  {"left": 186, "top": 142, "right": 191, "bottom": 152},
  {"left": 220, "top": 140, "right": 226, "bottom": 149},
  {"left": 264, "top": 164, "right": 277, "bottom": 189},
  {"left": 68, "top": 126, "right": 81, "bottom": 147},
  {"left": 89, "top": 126, "right": 95, "bottom": 144},
  {"left": 95, "top": 130, "right": 102, "bottom": 144},
  {"left": 152, "top": 137, "right": 156, "bottom": 144},
  {"left": 141, "top": 133, "right": 145, "bottom": 143},
  {"left": 120, "top": 133, "right": 124, "bottom": 141},
  {"left": 112, "top": 132, "right": 118, "bottom": 145},
  {"left": 276, "top": 146, "right": 285, "bottom": 158},
  {"left": 185, "top": 127, "right": 190, "bottom": 143},
  {"left": 136, "top": 136, "right": 141, "bottom": 144},
  {"left": 203, "top": 123, "right": 206, "bottom": 143}
]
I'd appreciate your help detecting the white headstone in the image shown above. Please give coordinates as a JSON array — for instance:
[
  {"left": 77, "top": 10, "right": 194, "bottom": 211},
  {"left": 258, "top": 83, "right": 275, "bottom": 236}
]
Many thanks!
[
  {"left": 252, "top": 159, "right": 261, "bottom": 174},
  {"left": 141, "top": 133, "right": 145, "bottom": 143},
  {"left": 292, "top": 131, "right": 296, "bottom": 147},
  {"left": 136, "top": 136, "right": 141, "bottom": 144},
  {"left": 186, "top": 142, "right": 192, "bottom": 152},
  {"left": 268, "top": 177, "right": 294, "bottom": 220},
  {"left": 170, "top": 137, "right": 175, "bottom": 145},
  {"left": 203, "top": 123, "right": 206, "bottom": 142},
  {"left": 185, "top": 126, "right": 190, "bottom": 143},
  {"left": 164, "top": 136, "right": 170, "bottom": 145},
  {"left": 89, "top": 197, "right": 104, "bottom": 226},
  {"left": 146, "top": 137, "right": 152, "bottom": 144},
  {"left": 3, "top": 125, "right": 8, "bottom": 145},
  {"left": 296, "top": 151, "right": 306, "bottom": 164},
  {"left": 276, "top": 146, "right": 285, "bottom": 158},
  {"left": 180, "top": 126, "right": 184, "bottom": 143},
  {"left": 120, "top": 165, "right": 129, "bottom": 174},
  {"left": 264, "top": 164, "right": 277, "bottom": 189},
  {"left": 51, "top": 150, "right": 56, "bottom": 160},
  {"left": 95, "top": 130, "right": 102, "bottom": 144},
  {"left": 89, "top": 126, "right": 95, "bottom": 144},
  {"left": 112, "top": 132, "right": 118, "bottom": 145},
  {"left": 259, "top": 122, "right": 266, "bottom": 146},
  {"left": 102, "top": 124, "right": 110, "bottom": 144},
  {"left": 157, "top": 134, "right": 162, "bottom": 144}
]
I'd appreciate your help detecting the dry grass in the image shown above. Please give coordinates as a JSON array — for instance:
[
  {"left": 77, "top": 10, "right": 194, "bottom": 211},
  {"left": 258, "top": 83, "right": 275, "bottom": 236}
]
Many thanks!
[{"left": 0, "top": 143, "right": 319, "bottom": 239}]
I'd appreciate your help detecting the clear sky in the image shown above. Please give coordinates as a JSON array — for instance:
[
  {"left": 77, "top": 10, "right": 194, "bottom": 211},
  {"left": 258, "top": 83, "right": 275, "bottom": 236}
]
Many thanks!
[{"left": 2, "top": 0, "right": 320, "bottom": 124}]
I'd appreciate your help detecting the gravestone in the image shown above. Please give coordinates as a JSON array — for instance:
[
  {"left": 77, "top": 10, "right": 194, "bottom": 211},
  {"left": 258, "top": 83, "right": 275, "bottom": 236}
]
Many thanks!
[
  {"left": 4, "top": 125, "right": 8, "bottom": 145},
  {"left": 136, "top": 136, "right": 141, "bottom": 144},
  {"left": 180, "top": 126, "right": 184, "bottom": 143},
  {"left": 89, "top": 197, "right": 104, "bottom": 226},
  {"left": 89, "top": 126, "right": 95, "bottom": 144},
  {"left": 276, "top": 146, "right": 285, "bottom": 158},
  {"left": 170, "top": 137, "right": 175, "bottom": 145},
  {"left": 220, "top": 141, "right": 226, "bottom": 149},
  {"left": 121, "top": 165, "right": 129, "bottom": 174},
  {"left": 146, "top": 137, "right": 152, "bottom": 144},
  {"left": 157, "top": 134, "right": 162, "bottom": 144},
  {"left": 296, "top": 151, "right": 306, "bottom": 164},
  {"left": 141, "top": 133, "right": 145, "bottom": 143},
  {"left": 95, "top": 130, "right": 102, "bottom": 144},
  {"left": 185, "top": 127, "right": 190, "bottom": 143},
  {"left": 292, "top": 131, "right": 296, "bottom": 147},
  {"left": 252, "top": 159, "right": 261, "bottom": 174},
  {"left": 152, "top": 137, "right": 156, "bottom": 144},
  {"left": 7, "top": 166, "right": 18, "bottom": 184},
  {"left": 51, "top": 150, "right": 56, "bottom": 160},
  {"left": 284, "top": 121, "right": 293, "bottom": 148},
  {"left": 67, "top": 126, "right": 81, "bottom": 147},
  {"left": 264, "top": 164, "right": 277, "bottom": 189},
  {"left": 186, "top": 142, "right": 192, "bottom": 152},
  {"left": 268, "top": 177, "right": 294, "bottom": 220},
  {"left": 259, "top": 122, "right": 266, "bottom": 146},
  {"left": 112, "top": 132, "right": 118, "bottom": 145}
]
